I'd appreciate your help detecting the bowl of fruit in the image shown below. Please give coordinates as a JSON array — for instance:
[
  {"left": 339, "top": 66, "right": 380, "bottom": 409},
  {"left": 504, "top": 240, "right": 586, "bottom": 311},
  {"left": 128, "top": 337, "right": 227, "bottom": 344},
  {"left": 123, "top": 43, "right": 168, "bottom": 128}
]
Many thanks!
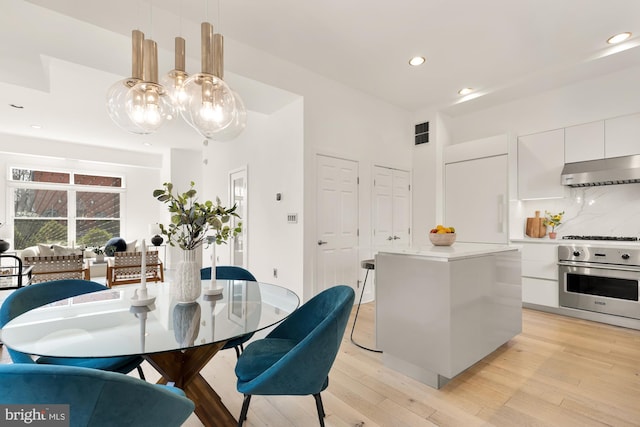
[{"left": 429, "top": 225, "right": 456, "bottom": 246}]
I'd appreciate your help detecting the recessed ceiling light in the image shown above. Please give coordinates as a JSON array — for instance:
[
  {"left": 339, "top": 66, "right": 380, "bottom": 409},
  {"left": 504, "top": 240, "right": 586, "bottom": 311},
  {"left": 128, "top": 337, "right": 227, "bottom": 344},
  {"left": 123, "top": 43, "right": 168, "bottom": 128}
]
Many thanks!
[
  {"left": 30, "top": 124, "right": 42, "bottom": 129},
  {"left": 607, "top": 32, "right": 631, "bottom": 44},
  {"left": 458, "top": 87, "right": 474, "bottom": 95},
  {"left": 409, "top": 56, "right": 426, "bottom": 66},
  {"left": 143, "top": 142, "right": 152, "bottom": 147}
]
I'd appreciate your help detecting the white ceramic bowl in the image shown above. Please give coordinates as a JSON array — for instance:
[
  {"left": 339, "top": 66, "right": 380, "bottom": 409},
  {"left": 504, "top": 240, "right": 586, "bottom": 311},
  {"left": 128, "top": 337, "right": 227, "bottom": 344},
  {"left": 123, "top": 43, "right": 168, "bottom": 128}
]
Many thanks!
[{"left": 429, "top": 233, "right": 456, "bottom": 246}]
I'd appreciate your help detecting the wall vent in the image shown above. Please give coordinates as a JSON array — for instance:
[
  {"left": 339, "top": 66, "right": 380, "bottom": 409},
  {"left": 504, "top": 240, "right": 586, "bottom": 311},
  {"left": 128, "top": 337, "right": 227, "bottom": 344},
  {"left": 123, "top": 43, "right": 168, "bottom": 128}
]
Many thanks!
[{"left": 415, "top": 121, "right": 429, "bottom": 145}]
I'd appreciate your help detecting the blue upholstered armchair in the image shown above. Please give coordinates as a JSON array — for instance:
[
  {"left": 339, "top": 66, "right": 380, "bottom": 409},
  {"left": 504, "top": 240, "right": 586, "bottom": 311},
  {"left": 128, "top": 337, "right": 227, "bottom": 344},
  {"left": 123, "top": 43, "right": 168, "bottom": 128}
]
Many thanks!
[
  {"left": 201, "top": 265, "right": 258, "bottom": 358},
  {"left": 0, "top": 364, "right": 194, "bottom": 427},
  {"left": 234, "top": 285, "right": 355, "bottom": 427},
  {"left": 0, "top": 279, "right": 145, "bottom": 377}
]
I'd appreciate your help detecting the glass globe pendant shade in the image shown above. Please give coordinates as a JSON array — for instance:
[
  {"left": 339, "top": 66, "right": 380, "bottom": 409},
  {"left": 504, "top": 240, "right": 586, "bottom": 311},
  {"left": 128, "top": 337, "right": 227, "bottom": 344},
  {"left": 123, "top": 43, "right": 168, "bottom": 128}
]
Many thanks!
[
  {"left": 106, "top": 78, "right": 146, "bottom": 133},
  {"left": 125, "top": 82, "right": 175, "bottom": 134},
  {"left": 160, "top": 69, "right": 189, "bottom": 111},
  {"left": 210, "top": 91, "right": 247, "bottom": 141},
  {"left": 160, "top": 37, "right": 190, "bottom": 112},
  {"left": 180, "top": 73, "right": 236, "bottom": 139}
]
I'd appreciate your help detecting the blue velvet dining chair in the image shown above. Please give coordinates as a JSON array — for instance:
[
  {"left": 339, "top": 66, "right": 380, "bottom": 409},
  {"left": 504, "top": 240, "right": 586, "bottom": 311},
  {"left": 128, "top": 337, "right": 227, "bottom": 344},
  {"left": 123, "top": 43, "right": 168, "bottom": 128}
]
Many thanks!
[
  {"left": 201, "top": 265, "right": 257, "bottom": 358},
  {"left": 0, "top": 279, "right": 145, "bottom": 378},
  {"left": 234, "top": 285, "right": 355, "bottom": 427},
  {"left": 0, "top": 364, "right": 194, "bottom": 427}
]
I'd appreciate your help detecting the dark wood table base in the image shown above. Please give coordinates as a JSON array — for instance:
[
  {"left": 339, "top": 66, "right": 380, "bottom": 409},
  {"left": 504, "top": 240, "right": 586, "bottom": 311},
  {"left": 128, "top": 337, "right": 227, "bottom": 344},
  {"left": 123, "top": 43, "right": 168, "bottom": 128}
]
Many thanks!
[{"left": 145, "top": 342, "right": 237, "bottom": 427}]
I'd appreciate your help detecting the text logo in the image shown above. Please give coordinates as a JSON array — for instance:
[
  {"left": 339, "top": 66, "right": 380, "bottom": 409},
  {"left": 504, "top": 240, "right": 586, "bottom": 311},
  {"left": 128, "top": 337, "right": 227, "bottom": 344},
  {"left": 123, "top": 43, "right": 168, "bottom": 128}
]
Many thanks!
[{"left": 0, "top": 405, "right": 69, "bottom": 426}]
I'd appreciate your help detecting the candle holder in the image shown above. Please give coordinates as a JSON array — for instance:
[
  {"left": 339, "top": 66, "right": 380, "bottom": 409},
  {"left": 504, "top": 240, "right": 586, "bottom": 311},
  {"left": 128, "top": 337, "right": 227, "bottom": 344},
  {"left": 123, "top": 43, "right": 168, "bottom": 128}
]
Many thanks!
[
  {"left": 131, "top": 239, "right": 156, "bottom": 306},
  {"left": 203, "top": 242, "right": 223, "bottom": 296}
]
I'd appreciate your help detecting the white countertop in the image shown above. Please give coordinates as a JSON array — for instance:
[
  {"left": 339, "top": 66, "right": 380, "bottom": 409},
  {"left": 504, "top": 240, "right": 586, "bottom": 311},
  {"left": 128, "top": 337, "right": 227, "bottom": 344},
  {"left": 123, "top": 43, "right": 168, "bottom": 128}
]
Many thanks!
[
  {"left": 378, "top": 243, "right": 518, "bottom": 261},
  {"left": 510, "top": 238, "right": 640, "bottom": 247}
]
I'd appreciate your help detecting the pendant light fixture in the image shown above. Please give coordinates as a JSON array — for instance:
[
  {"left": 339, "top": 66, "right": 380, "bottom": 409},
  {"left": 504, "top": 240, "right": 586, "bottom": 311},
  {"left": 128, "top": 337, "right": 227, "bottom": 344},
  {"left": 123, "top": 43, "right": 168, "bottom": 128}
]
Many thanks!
[
  {"left": 180, "top": 22, "right": 236, "bottom": 139},
  {"left": 160, "top": 37, "right": 190, "bottom": 109},
  {"left": 106, "top": 30, "right": 146, "bottom": 133},
  {"left": 125, "top": 38, "right": 174, "bottom": 133},
  {"left": 208, "top": 31, "right": 247, "bottom": 141},
  {"left": 107, "top": 0, "right": 246, "bottom": 140}
]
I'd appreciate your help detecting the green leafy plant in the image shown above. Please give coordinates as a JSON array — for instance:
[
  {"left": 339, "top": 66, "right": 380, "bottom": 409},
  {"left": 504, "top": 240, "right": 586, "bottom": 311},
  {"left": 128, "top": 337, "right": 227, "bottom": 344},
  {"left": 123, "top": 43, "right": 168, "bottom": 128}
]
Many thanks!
[
  {"left": 153, "top": 181, "right": 242, "bottom": 250},
  {"left": 543, "top": 210, "right": 564, "bottom": 232},
  {"left": 92, "top": 247, "right": 105, "bottom": 255}
]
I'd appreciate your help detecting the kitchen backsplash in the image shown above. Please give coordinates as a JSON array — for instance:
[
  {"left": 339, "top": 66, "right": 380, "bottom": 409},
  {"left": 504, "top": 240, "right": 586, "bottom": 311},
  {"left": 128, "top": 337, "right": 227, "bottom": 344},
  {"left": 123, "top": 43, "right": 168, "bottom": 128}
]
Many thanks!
[{"left": 512, "top": 183, "right": 640, "bottom": 239}]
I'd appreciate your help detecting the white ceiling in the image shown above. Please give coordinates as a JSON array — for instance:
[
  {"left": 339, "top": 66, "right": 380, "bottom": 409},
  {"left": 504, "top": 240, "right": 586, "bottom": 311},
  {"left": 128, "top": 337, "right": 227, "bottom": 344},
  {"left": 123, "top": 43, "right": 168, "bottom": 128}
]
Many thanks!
[{"left": 2, "top": 0, "right": 640, "bottom": 152}]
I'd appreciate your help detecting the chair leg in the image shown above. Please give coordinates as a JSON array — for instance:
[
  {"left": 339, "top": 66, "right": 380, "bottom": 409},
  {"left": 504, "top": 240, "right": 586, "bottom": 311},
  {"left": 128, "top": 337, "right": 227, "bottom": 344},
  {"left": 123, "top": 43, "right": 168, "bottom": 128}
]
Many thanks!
[
  {"left": 234, "top": 346, "right": 241, "bottom": 359},
  {"left": 350, "top": 268, "right": 382, "bottom": 353},
  {"left": 313, "top": 393, "right": 325, "bottom": 427},
  {"left": 136, "top": 365, "right": 145, "bottom": 381},
  {"left": 238, "top": 394, "right": 251, "bottom": 427}
]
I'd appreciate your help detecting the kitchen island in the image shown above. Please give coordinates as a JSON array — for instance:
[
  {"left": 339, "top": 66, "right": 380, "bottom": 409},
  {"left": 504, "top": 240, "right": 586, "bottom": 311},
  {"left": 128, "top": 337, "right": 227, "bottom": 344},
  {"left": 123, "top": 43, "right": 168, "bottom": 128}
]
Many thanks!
[{"left": 375, "top": 243, "right": 521, "bottom": 389}]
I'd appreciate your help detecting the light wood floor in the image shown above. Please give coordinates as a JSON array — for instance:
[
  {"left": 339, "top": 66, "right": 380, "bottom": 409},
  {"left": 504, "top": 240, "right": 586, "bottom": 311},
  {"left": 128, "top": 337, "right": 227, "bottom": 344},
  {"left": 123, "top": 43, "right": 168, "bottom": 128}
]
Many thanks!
[{"left": 3, "top": 304, "right": 640, "bottom": 426}]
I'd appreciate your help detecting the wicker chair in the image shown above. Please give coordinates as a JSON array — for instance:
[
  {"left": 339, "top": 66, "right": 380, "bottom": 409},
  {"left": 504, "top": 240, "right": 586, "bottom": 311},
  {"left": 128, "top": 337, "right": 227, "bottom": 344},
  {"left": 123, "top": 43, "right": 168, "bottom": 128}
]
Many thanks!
[
  {"left": 23, "top": 254, "right": 89, "bottom": 284},
  {"left": 106, "top": 251, "right": 164, "bottom": 288}
]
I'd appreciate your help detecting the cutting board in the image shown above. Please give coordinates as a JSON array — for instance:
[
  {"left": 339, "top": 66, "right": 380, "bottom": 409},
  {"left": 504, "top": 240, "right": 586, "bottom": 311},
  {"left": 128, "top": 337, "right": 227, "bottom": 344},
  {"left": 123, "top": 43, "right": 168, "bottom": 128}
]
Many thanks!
[{"left": 525, "top": 211, "right": 546, "bottom": 238}]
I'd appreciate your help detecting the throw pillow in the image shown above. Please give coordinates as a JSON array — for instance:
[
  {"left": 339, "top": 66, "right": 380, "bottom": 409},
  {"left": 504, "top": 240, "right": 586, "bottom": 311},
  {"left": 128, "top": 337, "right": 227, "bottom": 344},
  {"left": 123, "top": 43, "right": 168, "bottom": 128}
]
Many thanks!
[
  {"left": 104, "top": 237, "right": 126, "bottom": 256},
  {"left": 52, "top": 245, "right": 81, "bottom": 256},
  {"left": 37, "top": 244, "right": 54, "bottom": 256},
  {"left": 126, "top": 240, "right": 138, "bottom": 252}
]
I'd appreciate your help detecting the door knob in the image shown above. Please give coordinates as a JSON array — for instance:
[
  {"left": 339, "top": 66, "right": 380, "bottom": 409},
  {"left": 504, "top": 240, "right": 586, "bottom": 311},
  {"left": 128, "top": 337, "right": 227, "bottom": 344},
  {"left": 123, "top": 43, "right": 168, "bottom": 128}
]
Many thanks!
[
  {"left": 393, "top": 236, "right": 400, "bottom": 240},
  {"left": 387, "top": 236, "right": 394, "bottom": 241},
  {"left": 317, "top": 240, "right": 328, "bottom": 246}
]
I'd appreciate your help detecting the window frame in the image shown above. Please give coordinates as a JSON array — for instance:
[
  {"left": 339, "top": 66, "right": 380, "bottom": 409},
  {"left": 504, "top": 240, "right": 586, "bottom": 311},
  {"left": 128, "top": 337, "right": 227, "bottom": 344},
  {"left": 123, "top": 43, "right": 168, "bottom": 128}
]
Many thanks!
[{"left": 8, "top": 166, "right": 126, "bottom": 249}]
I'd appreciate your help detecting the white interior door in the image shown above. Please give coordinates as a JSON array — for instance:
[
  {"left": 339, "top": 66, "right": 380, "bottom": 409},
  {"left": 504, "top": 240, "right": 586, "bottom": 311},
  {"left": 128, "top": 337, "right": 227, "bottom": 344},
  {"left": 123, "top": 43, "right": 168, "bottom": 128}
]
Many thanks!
[
  {"left": 373, "top": 166, "right": 411, "bottom": 249},
  {"left": 316, "top": 155, "right": 359, "bottom": 294},
  {"left": 229, "top": 167, "right": 247, "bottom": 268}
]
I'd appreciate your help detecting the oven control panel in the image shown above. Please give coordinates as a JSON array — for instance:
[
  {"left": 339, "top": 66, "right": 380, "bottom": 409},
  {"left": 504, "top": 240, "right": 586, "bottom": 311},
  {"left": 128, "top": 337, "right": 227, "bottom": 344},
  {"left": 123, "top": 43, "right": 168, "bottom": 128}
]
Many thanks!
[{"left": 558, "top": 245, "right": 640, "bottom": 267}]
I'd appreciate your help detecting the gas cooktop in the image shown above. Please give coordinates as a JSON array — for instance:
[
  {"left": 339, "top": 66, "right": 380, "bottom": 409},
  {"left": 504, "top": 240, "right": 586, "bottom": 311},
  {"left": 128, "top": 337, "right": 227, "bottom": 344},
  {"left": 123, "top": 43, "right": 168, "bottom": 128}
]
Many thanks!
[{"left": 561, "top": 235, "right": 639, "bottom": 241}]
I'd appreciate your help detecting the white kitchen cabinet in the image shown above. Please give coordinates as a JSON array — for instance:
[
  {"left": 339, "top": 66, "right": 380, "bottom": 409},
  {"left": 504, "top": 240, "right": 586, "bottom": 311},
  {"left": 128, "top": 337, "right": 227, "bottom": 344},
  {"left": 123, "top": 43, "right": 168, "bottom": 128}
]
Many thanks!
[
  {"left": 564, "top": 120, "right": 604, "bottom": 163},
  {"left": 522, "top": 277, "right": 559, "bottom": 307},
  {"left": 376, "top": 246, "right": 521, "bottom": 388},
  {"left": 520, "top": 243, "right": 559, "bottom": 307},
  {"left": 605, "top": 112, "right": 640, "bottom": 158},
  {"left": 518, "top": 129, "right": 565, "bottom": 200},
  {"left": 445, "top": 155, "right": 508, "bottom": 244}
]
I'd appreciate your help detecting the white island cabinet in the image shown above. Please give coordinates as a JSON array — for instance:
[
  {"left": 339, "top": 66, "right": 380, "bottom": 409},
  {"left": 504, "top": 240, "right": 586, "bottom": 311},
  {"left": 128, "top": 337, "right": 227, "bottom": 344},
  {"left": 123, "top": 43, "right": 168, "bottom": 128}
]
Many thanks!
[{"left": 375, "top": 243, "right": 521, "bottom": 389}]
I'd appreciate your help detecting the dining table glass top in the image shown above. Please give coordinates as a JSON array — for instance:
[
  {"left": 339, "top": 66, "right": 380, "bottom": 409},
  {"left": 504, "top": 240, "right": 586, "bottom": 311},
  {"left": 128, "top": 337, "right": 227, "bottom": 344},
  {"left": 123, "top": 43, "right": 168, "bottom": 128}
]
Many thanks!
[{"left": 0, "top": 280, "right": 299, "bottom": 358}]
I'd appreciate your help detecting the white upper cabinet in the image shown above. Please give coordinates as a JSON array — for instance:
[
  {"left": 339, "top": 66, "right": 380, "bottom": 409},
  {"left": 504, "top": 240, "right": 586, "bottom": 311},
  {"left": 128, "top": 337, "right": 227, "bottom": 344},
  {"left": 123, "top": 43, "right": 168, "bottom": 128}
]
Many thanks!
[
  {"left": 564, "top": 120, "right": 604, "bottom": 163},
  {"left": 605, "top": 112, "right": 640, "bottom": 158},
  {"left": 518, "top": 129, "right": 565, "bottom": 200}
]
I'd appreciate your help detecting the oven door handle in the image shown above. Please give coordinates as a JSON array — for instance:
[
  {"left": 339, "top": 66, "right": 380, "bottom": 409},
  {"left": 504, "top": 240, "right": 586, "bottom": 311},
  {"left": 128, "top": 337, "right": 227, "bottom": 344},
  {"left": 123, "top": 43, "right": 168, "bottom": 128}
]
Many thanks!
[{"left": 558, "top": 260, "right": 640, "bottom": 272}]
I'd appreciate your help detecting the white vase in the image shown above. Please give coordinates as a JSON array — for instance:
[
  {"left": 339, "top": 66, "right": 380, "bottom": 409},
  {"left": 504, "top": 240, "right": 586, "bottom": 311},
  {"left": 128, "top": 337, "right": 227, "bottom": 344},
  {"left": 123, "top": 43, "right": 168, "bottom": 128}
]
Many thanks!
[{"left": 173, "top": 249, "right": 201, "bottom": 303}]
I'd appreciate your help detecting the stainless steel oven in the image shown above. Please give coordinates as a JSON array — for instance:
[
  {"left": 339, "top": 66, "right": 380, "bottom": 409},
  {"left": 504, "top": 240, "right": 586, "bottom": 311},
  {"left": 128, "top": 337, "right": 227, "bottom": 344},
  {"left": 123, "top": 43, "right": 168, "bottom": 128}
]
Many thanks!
[{"left": 558, "top": 245, "right": 640, "bottom": 320}]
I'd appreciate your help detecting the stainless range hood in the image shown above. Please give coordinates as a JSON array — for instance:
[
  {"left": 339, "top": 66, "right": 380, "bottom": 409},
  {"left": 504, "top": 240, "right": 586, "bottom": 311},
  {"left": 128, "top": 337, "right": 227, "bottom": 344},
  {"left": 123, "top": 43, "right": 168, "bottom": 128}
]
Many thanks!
[{"left": 561, "top": 154, "right": 640, "bottom": 187}]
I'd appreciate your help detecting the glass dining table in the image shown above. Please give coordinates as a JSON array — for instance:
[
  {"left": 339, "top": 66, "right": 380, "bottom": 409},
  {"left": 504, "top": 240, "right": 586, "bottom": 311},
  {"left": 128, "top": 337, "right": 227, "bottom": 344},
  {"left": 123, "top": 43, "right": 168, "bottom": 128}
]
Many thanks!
[{"left": 0, "top": 280, "right": 299, "bottom": 427}]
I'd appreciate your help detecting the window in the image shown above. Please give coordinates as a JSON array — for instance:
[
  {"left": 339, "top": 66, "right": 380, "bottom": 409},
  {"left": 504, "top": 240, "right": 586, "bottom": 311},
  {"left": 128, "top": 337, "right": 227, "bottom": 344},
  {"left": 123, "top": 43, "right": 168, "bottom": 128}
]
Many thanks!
[{"left": 10, "top": 168, "right": 124, "bottom": 249}]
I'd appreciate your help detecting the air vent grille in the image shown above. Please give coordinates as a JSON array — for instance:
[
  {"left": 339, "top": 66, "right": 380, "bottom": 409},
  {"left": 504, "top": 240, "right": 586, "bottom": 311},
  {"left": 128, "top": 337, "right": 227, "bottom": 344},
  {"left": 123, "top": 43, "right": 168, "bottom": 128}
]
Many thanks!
[{"left": 415, "top": 121, "right": 429, "bottom": 145}]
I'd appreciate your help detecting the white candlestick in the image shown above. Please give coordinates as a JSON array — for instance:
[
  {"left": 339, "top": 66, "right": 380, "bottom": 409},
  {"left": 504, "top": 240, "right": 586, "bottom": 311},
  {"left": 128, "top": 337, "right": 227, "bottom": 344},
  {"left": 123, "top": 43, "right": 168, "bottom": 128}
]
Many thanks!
[
  {"left": 211, "top": 243, "right": 217, "bottom": 287},
  {"left": 140, "top": 239, "right": 147, "bottom": 290}
]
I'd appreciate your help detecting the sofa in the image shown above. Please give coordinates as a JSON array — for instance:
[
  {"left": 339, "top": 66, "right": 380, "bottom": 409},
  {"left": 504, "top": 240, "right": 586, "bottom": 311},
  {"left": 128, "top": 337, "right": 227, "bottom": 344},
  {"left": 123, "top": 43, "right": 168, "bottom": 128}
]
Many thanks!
[
  {"left": 18, "top": 244, "right": 92, "bottom": 284},
  {"left": 19, "top": 243, "right": 93, "bottom": 260}
]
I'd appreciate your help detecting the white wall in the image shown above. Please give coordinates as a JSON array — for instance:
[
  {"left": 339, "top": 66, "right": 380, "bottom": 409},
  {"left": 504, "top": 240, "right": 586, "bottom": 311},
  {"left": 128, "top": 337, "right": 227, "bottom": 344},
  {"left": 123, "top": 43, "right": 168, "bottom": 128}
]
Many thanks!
[
  {"left": 0, "top": 133, "right": 162, "bottom": 249},
  {"left": 413, "top": 64, "right": 640, "bottom": 240},
  {"left": 222, "top": 41, "right": 414, "bottom": 301},
  {"left": 202, "top": 100, "right": 305, "bottom": 298},
  {"left": 447, "top": 64, "right": 640, "bottom": 144}
]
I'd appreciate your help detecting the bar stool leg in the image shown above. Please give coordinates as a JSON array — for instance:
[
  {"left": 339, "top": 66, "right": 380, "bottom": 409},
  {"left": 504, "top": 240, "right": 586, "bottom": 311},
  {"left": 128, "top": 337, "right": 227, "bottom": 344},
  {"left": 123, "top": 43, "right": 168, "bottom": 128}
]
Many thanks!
[{"left": 350, "top": 267, "right": 382, "bottom": 353}]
